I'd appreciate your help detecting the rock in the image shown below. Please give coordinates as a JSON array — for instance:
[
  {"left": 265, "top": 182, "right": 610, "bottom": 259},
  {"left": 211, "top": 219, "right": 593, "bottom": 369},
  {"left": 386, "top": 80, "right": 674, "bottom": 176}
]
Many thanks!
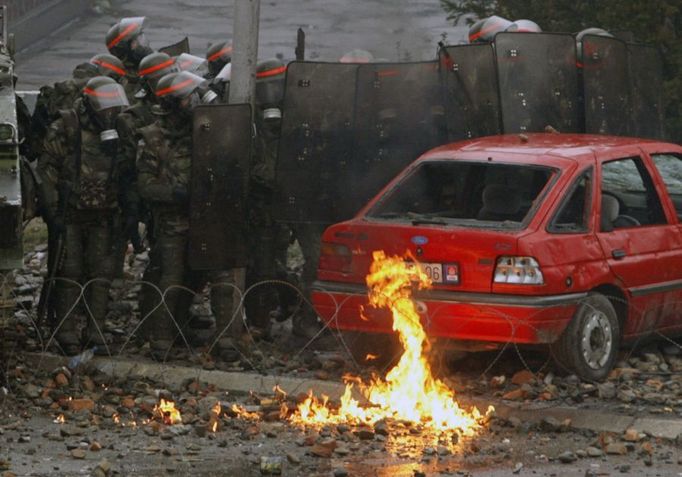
[
  {"left": 334, "top": 446, "right": 350, "bottom": 456},
  {"left": 69, "top": 398, "right": 95, "bottom": 412},
  {"left": 286, "top": 453, "right": 300, "bottom": 465},
  {"left": 22, "top": 383, "right": 41, "bottom": 399},
  {"left": 333, "top": 469, "right": 349, "bottom": 477},
  {"left": 490, "top": 375, "right": 506, "bottom": 388},
  {"left": 605, "top": 442, "right": 628, "bottom": 455},
  {"left": 310, "top": 444, "right": 333, "bottom": 458},
  {"left": 557, "top": 451, "right": 577, "bottom": 463},
  {"left": 259, "top": 456, "right": 283, "bottom": 475},
  {"left": 54, "top": 373, "right": 69, "bottom": 387},
  {"left": 70, "top": 449, "right": 86, "bottom": 459},
  {"left": 586, "top": 446, "right": 603, "bottom": 457},
  {"left": 91, "top": 458, "right": 111, "bottom": 477},
  {"left": 617, "top": 389, "right": 636, "bottom": 403},
  {"left": 502, "top": 388, "right": 526, "bottom": 400},
  {"left": 597, "top": 382, "right": 616, "bottom": 399},
  {"left": 355, "top": 428, "right": 375, "bottom": 440},
  {"left": 540, "top": 416, "right": 561, "bottom": 432},
  {"left": 90, "top": 441, "right": 102, "bottom": 452},
  {"left": 374, "top": 420, "right": 389, "bottom": 436},
  {"left": 512, "top": 462, "right": 523, "bottom": 474},
  {"left": 618, "top": 464, "right": 631, "bottom": 473},
  {"left": 623, "top": 428, "right": 641, "bottom": 442},
  {"left": 511, "top": 370, "right": 535, "bottom": 385}
]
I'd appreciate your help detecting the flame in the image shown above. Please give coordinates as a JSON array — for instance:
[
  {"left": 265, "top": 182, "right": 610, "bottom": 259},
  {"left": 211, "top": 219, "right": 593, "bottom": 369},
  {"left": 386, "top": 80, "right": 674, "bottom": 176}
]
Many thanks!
[
  {"left": 231, "top": 404, "right": 259, "bottom": 420},
  {"left": 211, "top": 402, "right": 221, "bottom": 418},
  {"left": 54, "top": 414, "right": 65, "bottom": 424},
  {"left": 291, "top": 250, "right": 493, "bottom": 435},
  {"left": 154, "top": 399, "right": 182, "bottom": 425},
  {"left": 211, "top": 420, "right": 218, "bottom": 433},
  {"left": 273, "top": 385, "right": 287, "bottom": 401},
  {"left": 365, "top": 353, "right": 379, "bottom": 361},
  {"left": 112, "top": 413, "right": 120, "bottom": 425}
]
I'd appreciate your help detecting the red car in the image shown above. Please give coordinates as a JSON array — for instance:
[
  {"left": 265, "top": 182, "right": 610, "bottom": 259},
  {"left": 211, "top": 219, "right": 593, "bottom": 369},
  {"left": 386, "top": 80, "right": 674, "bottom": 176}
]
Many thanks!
[{"left": 312, "top": 134, "right": 682, "bottom": 381}]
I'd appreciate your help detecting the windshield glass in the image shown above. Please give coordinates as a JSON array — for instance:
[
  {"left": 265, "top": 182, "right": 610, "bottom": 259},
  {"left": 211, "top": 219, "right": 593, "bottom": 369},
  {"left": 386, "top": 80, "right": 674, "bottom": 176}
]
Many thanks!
[{"left": 367, "top": 160, "right": 555, "bottom": 228}]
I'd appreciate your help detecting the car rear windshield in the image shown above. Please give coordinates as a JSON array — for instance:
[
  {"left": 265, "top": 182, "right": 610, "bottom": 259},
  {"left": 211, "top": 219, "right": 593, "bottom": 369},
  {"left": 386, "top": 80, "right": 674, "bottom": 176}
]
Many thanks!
[{"left": 367, "top": 160, "right": 555, "bottom": 229}]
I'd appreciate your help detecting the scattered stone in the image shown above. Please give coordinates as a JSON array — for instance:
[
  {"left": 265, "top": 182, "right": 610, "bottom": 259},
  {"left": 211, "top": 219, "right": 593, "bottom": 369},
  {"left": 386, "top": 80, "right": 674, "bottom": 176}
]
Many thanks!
[
  {"left": 70, "top": 449, "right": 86, "bottom": 459},
  {"left": 69, "top": 398, "right": 95, "bottom": 412},
  {"left": 540, "top": 416, "right": 561, "bottom": 432},
  {"left": 91, "top": 458, "right": 112, "bottom": 477},
  {"left": 259, "top": 456, "right": 283, "bottom": 475},
  {"left": 90, "top": 441, "right": 102, "bottom": 452},
  {"left": 355, "top": 428, "right": 375, "bottom": 440},
  {"left": 605, "top": 442, "right": 628, "bottom": 455},
  {"left": 333, "top": 469, "right": 349, "bottom": 477},
  {"left": 502, "top": 388, "right": 526, "bottom": 401},
  {"left": 618, "top": 464, "right": 631, "bottom": 473},
  {"left": 490, "top": 375, "right": 506, "bottom": 388},
  {"left": 512, "top": 462, "right": 523, "bottom": 474},
  {"left": 286, "top": 453, "right": 300, "bottom": 465},
  {"left": 597, "top": 382, "right": 616, "bottom": 399},
  {"left": 54, "top": 373, "right": 69, "bottom": 387},
  {"left": 374, "top": 420, "right": 389, "bottom": 436},
  {"left": 557, "top": 451, "right": 577, "bottom": 463},
  {"left": 586, "top": 446, "right": 603, "bottom": 457},
  {"left": 511, "top": 370, "right": 535, "bottom": 385},
  {"left": 623, "top": 428, "right": 641, "bottom": 442},
  {"left": 334, "top": 446, "right": 350, "bottom": 456},
  {"left": 310, "top": 444, "right": 333, "bottom": 458}
]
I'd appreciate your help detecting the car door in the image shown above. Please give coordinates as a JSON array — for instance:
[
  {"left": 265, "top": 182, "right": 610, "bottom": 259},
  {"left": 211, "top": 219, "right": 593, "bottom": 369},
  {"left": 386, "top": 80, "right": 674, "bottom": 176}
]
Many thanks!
[
  {"left": 596, "top": 151, "right": 676, "bottom": 337},
  {"left": 644, "top": 149, "right": 682, "bottom": 333}
]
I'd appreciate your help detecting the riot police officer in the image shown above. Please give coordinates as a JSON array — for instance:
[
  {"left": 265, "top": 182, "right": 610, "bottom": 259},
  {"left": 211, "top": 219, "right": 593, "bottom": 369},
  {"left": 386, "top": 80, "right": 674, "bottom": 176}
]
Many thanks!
[
  {"left": 106, "top": 17, "right": 154, "bottom": 99},
  {"left": 37, "top": 76, "right": 132, "bottom": 355},
  {"left": 205, "top": 41, "right": 232, "bottom": 80},
  {"left": 137, "top": 71, "right": 240, "bottom": 359}
]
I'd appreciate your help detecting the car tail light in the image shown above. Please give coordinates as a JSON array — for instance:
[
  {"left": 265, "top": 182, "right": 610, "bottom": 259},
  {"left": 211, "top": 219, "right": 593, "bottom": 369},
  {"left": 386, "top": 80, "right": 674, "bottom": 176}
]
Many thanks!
[
  {"left": 319, "top": 242, "right": 352, "bottom": 273},
  {"left": 494, "top": 256, "right": 544, "bottom": 285}
]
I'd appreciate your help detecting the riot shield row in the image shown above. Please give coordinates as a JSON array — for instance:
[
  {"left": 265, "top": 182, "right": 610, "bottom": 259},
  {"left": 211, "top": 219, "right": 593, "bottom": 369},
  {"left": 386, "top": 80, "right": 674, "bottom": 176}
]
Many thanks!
[{"left": 275, "top": 32, "right": 664, "bottom": 226}]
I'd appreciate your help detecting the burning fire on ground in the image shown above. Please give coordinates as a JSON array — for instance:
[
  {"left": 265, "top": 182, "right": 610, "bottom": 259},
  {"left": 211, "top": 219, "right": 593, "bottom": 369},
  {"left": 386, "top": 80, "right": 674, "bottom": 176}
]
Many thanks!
[
  {"left": 291, "top": 250, "right": 493, "bottom": 435},
  {"left": 153, "top": 398, "right": 182, "bottom": 425}
]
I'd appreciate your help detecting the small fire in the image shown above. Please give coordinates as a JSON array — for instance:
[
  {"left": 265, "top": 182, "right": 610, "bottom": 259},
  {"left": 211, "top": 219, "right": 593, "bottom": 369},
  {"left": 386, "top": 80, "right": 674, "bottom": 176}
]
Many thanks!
[
  {"left": 211, "top": 420, "right": 218, "bottom": 433},
  {"left": 365, "top": 353, "right": 379, "bottom": 361},
  {"left": 154, "top": 399, "right": 182, "bottom": 425},
  {"left": 54, "top": 414, "right": 65, "bottom": 424},
  {"left": 291, "top": 250, "right": 493, "bottom": 434},
  {"left": 231, "top": 404, "right": 260, "bottom": 420},
  {"left": 112, "top": 413, "right": 120, "bottom": 425}
]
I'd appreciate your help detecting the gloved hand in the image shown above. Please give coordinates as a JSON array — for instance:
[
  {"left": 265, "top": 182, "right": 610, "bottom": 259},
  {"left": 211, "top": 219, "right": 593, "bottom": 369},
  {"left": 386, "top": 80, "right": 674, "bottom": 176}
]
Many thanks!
[{"left": 172, "top": 186, "right": 189, "bottom": 203}]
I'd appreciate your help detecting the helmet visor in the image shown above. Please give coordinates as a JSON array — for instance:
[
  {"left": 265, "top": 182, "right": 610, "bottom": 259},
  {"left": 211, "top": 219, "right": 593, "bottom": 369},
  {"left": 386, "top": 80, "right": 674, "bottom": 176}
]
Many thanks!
[
  {"left": 84, "top": 82, "right": 130, "bottom": 111},
  {"left": 256, "top": 78, "right": 285, "bottom": 107},
  {"left": 176, "top": 53, "right": 209, "bottom": 76},
  {"left": 156, "top": 71, "right": 208, "bottom": 99}
]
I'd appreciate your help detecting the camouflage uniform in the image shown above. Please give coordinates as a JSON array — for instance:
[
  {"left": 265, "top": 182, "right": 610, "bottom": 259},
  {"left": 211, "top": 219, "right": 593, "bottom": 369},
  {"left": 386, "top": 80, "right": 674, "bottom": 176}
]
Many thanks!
[
  {"left": 37, "top": 98, "right": 134, "bottom": 353},
  {"left": 137, "top": 113, "right": 240, "bottom": 353}
]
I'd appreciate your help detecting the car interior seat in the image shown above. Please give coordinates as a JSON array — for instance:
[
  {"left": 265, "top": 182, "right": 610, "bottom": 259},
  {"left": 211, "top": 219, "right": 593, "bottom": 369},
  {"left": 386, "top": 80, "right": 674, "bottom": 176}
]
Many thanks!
[{"left": 477, "top": 184, "right": 522, "bottom": 221}]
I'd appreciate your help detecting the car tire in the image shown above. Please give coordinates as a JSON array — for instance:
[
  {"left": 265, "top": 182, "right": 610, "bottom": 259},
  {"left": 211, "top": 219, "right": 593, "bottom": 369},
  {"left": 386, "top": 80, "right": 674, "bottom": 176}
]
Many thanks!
[
  {"left": 340, "top": 330, "right": 401, "bottom": 368},
  {"left": 552, "top": 293, "right": 620, "bottom": 382}
]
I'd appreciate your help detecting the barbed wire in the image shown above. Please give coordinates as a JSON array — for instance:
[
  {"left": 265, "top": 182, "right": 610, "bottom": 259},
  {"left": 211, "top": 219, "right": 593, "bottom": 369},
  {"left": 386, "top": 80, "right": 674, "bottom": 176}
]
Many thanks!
[{"left": 2, "top": 268, "right": 682, "bottom": 417}]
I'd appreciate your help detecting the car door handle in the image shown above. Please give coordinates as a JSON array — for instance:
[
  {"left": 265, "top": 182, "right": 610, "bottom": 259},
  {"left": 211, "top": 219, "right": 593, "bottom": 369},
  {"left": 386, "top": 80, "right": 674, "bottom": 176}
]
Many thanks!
[{"left": 612, "top": 249, "right": 626, "bottom": 260}]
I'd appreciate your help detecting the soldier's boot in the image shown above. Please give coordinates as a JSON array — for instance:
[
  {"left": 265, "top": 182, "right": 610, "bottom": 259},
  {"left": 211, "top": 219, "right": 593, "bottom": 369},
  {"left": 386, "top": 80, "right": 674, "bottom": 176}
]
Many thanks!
[
  {"left": 244, "top": 286, "right": 276, "bottom": 340},
  {"left": 53, "top": 284, "right": 82, "bottom": 356},
  {"left": 210, "top": 273, "right": 243, "bottom": 362}
]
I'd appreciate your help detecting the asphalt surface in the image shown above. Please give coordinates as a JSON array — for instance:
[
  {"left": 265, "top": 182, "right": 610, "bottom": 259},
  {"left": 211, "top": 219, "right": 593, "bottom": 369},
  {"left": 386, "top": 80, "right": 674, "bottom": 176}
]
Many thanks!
[{"left": 15, "top": 0, "right": 466, "bottom": 90}]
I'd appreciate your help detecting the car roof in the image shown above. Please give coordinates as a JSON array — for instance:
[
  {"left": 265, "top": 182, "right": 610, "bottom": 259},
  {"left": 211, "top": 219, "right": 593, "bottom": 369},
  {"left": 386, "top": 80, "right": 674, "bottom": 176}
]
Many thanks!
[{"left": 422, "top": 133, "right": 673, "bottom": 163}]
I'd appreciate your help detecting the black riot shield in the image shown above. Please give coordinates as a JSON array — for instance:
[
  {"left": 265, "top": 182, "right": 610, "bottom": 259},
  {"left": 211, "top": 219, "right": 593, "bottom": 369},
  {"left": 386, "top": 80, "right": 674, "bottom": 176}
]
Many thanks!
[
  {"left": 349, "top": 61, "right": 445, "bottom": 219},
  {"left": 188, "top": 103, "right": 252, "bottom": 270},
  {"left": 159, "top": 37, "right": 190, "bottom": 56},
  {"left": 581, "top": 35, "right": 630, "bottom": 136},
  {"left": 274, "top": 61, "right": 358, "bottom": 224},
  {"left": 628, "top": 43, "right": 664, "bottom": 139},
  {"left": 494, "top": 32, "right": 580, "bottom": 134},
  {"left": 439, "top": 44, "right": 501, "bottom": 141}
]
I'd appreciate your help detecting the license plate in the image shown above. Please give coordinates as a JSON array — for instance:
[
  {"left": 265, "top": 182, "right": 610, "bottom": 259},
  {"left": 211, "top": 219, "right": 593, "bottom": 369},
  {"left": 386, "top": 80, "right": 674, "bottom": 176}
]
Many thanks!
[{"left": 408, "top": 262, "right": 460, "bottom": 284}]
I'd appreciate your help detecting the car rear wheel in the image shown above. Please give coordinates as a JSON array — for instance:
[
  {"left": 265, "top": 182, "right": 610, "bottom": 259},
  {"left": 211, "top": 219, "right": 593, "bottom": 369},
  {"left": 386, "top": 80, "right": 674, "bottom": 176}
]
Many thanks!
[{"left": 552, "top": 293, "right": 620, "bottom": 382}]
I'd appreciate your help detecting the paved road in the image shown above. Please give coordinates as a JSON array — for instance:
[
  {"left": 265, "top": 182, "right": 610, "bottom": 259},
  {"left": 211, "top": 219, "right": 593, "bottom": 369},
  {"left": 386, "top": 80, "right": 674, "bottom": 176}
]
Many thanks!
[{"left": 15, "top": 0, "right": 466, "bottom": 89}]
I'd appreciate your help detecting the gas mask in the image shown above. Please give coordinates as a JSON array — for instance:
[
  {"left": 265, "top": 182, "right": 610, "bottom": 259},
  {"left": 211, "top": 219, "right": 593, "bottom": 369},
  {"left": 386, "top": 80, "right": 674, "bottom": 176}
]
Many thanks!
[{"left": 129, "top": 33, "right": 153, "bottom": 65}]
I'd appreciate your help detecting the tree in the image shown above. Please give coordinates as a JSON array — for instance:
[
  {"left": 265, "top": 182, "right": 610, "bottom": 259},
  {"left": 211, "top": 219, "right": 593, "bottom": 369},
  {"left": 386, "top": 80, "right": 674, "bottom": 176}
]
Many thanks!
[{"left": 441, "top": 0, "right": 682, "bottom": 141}]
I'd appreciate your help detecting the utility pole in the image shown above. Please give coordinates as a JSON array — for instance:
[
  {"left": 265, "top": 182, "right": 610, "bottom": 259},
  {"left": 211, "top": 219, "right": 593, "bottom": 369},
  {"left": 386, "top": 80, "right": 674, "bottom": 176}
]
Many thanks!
[{"left": 229, "top": 0, "right": 260, "bottom": 108}]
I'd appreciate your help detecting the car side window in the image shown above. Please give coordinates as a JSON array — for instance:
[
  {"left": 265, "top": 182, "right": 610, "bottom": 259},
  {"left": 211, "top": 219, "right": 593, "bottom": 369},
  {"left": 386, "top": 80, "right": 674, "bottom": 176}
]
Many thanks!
[
  {"left": 652, "top": 153, "right": 682, "bottom": 221},
  {"left": 549, "top": 169, "right": 592, "bottom": 233},
  {"left": 600, "top": 157, "right": 667, "bottom": 231}
]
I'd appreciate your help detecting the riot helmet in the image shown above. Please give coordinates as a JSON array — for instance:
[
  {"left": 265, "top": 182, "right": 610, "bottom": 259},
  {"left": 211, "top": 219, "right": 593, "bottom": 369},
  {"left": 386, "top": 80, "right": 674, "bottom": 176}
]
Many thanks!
[
  {"left": 206, "top": 41, "right": 233, "bottom": 77},
  {"left": 575, "top": 27, "right": 613, "bottom": 65},
  {"left": 82, "top": 76, "right": 129, "bottom": 143},
  {"left": 506, "top": 19, "right": 542, "bottom": 33},
  {"left": 339, "top": 49, "right": 374, "bottom": 63},
  {"left": 468, "top": 15, "right": 512, "bottom": 43},
  {"left": 106, "top": 17, "right": 153, "bottom": 67},
  {"left": 89, "top": 53, "right": 127, "bottom": 81},
  {"left": 256, "top": 58, "right": 286, "bottom": 121},
  {"left": 72, "top": 62, "right": 100, "bottom": 84},
  {"left": 175, "top": 53, "right": 209, "bottom": 77},
  {"left": 138, "top": 52, "right": 178, "bottom": 93},
  {"left": 154, "top": 71, "right": 209, "bottom": 115}
]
